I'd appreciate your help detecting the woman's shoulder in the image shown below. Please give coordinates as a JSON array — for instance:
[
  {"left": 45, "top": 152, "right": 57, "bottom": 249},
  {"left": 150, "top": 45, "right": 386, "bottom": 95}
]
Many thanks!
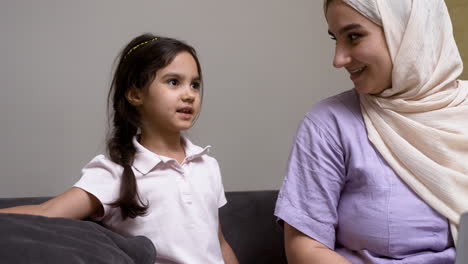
[
  {"left": 297, "top": 89, "right": 366, "bottom": 148},
  {"left": 304, "top": 89, "right": 362, "bottom": 129},
  {"left": 307, "top": 89, "right": 359, "bottom": 119}
]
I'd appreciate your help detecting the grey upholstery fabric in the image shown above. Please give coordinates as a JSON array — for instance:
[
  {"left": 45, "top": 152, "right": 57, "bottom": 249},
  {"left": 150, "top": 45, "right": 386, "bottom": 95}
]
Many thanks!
[
  {"left": 0, "top": 198, "right": 155, "bottom": 264},
  {"left": 0, "top": 191, "right": 287, "bottom": 264},
  {"left": 220, "top": 190, "right": 287, "bottom": 264}
]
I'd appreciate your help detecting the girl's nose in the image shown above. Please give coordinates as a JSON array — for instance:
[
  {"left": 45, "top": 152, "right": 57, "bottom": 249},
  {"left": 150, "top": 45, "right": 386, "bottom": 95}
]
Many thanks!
[
  {"left": 333, "top": 45, "right": 352, "bottom": 68},
  {"left": 181, "top": 87, "right": 196, "bottom": 102}
]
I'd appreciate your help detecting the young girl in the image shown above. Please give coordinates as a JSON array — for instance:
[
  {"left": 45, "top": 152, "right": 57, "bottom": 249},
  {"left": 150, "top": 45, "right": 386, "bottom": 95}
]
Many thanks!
[{"left": 0, "top": 33, "right": 239, "bottom": 264}]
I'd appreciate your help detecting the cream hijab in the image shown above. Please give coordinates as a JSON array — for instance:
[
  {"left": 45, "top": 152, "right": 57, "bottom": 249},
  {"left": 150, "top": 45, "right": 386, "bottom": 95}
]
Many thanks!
[{"left": 338, "top": 0, "right": 468, "bottom": 244}]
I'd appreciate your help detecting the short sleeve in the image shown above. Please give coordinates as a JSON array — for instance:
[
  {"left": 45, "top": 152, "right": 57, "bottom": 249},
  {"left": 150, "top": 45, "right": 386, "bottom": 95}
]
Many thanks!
[
  {"left": 207, "top": 157, "right": 227, "bottom": 208},
  {"left": 274, "top": 115, "right": 346, "bottom": 249},
  {"left": 214, "top": 159, "right": 228, "bottom": 208},
  {"left": 73, "top": 155, "right": 122, "bottom": 219}
]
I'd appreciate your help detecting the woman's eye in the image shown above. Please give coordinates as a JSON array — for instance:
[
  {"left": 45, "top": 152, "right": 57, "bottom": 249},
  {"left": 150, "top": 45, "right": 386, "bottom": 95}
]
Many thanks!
[
  {"left": 168, "top": 79, "right": 178, "bottom": 86},
  {"left": 348, "top": 33, "right": 361, "bottom": 41}
]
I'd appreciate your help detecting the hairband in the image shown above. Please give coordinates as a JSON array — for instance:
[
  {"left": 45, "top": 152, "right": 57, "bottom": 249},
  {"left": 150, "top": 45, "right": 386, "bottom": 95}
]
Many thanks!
[{"left": 124, "top": 37, "right": 158, "bottom": 59}]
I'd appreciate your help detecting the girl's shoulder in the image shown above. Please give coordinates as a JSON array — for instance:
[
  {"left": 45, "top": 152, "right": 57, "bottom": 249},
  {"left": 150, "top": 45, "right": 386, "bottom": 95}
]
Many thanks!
[
  {"left": 81, "top": 154, "right": 124, "bottom": 177},
  {"left": 183, "top": 139, "right": 221, "bottom": 170}
]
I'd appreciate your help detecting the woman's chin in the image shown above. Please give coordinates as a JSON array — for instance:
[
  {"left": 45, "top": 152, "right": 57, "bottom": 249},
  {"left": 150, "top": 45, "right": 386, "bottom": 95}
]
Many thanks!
[
  {"left": 354, "top": 84, "right": 388, "bottom": 95},
  {"left": 354, "top": 86, "right": 371, "bottom": 95}
]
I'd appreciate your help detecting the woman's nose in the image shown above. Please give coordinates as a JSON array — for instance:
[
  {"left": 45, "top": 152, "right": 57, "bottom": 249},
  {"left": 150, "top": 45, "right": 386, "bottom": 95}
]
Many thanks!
[{"left": 333, "top": 45, "right": 352, "bottom": 68}]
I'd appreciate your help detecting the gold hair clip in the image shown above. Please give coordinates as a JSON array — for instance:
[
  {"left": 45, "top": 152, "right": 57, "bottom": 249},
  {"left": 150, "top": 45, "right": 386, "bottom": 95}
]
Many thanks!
[{"left": 124, "top": 37, "right": 158, "bottom": 59}]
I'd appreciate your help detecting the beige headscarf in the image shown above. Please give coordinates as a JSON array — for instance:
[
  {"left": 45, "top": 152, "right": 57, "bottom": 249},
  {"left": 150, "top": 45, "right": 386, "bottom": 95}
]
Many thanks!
[{"left": 340, "top": 0, "right": 468, "bottom": 244}]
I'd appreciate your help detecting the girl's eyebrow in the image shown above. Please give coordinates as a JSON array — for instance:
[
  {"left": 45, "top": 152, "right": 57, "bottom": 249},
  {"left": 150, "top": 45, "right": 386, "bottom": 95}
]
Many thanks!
[
  {"left": 161, "top": 73, "right": 182, "bottom": 79},
  {"left": 162, "top": 72, "right": 200, "bottom": 82},
  {"left": 328, "top": 23, "right": 363, "bottom": 36}
]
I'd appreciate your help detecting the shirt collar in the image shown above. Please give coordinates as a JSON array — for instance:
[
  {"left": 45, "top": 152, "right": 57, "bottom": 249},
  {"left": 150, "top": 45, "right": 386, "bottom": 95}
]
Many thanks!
[{"left": 132, "top": 136, "right": 210, "bottom": 175}]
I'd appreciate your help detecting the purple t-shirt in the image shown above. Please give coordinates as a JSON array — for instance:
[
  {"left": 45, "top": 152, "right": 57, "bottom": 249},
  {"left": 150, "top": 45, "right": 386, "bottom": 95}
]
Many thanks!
[{"left": 274, "top": 90, "right": 455, "bottom": 263}]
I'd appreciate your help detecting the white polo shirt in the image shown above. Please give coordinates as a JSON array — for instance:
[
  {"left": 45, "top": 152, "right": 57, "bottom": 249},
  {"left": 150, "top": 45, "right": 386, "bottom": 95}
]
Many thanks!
[{"left": 74, "top": 137, "right": 227, "bottom": 264}]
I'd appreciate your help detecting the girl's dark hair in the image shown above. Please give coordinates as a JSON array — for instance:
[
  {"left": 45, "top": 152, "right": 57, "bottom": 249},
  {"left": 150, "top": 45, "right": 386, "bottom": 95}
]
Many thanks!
[{"left": 106, "top": 33, "right": 203, "bottom": 219}]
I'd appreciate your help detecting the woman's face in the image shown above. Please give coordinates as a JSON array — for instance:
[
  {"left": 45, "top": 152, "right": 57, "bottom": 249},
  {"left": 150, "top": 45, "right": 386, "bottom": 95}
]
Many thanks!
[{"left": 326, "top": 0, "right": 393, "bottom": 95}]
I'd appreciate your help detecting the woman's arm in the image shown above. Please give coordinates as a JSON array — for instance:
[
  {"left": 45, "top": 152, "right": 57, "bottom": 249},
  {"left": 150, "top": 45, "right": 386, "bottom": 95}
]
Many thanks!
[
  {"left": 284, "top": 222, "right": 351, "bottom": 264},
  {"left": 218, "top": 222, "right": 239, "bottom": 264},
  {"left": 0, "top": 187, "right": 101, "bottom": 220}
]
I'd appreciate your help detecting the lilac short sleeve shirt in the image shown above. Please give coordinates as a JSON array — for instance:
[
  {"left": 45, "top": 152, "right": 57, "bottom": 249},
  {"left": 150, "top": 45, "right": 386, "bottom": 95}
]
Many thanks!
[{"left": 274, "top": 90, "right": 455, "bottom": 263}]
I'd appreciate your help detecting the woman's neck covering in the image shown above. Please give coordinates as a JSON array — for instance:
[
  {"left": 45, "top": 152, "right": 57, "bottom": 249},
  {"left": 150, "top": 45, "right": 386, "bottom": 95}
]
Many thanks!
[{"left": 341, "top": 0, "right": 468, "bottom": 244}]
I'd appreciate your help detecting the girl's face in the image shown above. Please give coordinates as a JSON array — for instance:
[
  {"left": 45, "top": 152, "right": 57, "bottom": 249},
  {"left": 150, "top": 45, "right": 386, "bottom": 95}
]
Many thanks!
[
  {"left": 131, "top": 51, "right": 201, "bottom": 135},
  {"left": 326, "top": 0, "right": 393, "bottom": 95}
]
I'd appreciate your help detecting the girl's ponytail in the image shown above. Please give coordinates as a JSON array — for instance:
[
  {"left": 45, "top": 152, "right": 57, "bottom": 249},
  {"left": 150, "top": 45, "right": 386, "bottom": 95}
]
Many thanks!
[{"left": 107, "top": 112, "right": 148, "bottom": 219}]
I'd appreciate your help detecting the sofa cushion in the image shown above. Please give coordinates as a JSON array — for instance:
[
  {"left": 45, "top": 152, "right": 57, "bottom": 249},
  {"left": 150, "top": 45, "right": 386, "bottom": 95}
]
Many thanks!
[
  {"left": 0, "top": 197, "right": 155, "bottom": 264},
  {"left": 0, "top": 213, "right": 156, "bottom": 264}
]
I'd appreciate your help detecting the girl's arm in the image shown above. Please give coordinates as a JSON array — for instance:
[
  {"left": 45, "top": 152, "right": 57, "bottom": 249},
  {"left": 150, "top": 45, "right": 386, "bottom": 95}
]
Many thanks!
[
  {"left": 284, "top": 223, "right": 351, "bottom": 264},
  {"left": 0, "top": 187, "right": 102, "bottom": 220},
  {"left": 218, "top": 222, "right": 239, "bottom": 264}
]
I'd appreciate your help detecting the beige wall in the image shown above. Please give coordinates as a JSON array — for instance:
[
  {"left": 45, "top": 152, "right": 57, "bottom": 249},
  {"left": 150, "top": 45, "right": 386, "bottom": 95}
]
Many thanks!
[
  {"left": 447, "top": 0, "right": 468, "bottom": 79},
  {"left": 1, "top": 1, "right": 465, "bottom": 198},
  {"left": 0, "top": 0, "right": 349, "bottom": 197}
]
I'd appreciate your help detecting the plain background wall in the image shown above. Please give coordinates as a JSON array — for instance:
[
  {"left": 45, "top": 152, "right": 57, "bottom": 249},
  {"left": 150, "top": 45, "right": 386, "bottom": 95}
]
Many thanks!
[
  {"left": 447, "top": 0, "right": 468, "bottom": 79},
  {"left": 3, "top": 0, "right": 464, "bottom": 197},
  {"left": 1, "top": 0, "right": 349, "bottom": 197}
]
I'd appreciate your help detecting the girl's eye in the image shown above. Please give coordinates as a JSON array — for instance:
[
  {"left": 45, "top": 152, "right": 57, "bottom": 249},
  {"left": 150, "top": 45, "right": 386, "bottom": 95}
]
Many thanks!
[
  {"left": 191, "top": 82, "right": 201, "bottom": 90},
  {"left": 168, "top": 79, "right": 178, "bottom": 86},
  {"left": 330, "top": 36, "right": 337, "bottom": 41}
]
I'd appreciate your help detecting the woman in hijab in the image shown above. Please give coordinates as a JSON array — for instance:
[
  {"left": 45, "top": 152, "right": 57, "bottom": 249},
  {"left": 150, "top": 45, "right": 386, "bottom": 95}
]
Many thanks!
[{"left": 274, "top": 0, "right": 468, "bottom": 263}]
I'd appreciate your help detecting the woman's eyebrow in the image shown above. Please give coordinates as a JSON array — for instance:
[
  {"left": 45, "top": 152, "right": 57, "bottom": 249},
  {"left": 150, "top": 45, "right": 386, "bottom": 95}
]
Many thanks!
[
  {"left": 339, "top": 23, "right": 363, "bottom": 34},
  {"left": 329, "top": 23, "right": 363, "bottom": 37}
]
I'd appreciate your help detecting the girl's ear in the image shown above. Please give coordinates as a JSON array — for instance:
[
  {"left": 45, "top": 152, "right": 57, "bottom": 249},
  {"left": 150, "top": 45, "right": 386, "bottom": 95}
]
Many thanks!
[{"left": 126, "top": 87, "right": 143, "bottom": 106}]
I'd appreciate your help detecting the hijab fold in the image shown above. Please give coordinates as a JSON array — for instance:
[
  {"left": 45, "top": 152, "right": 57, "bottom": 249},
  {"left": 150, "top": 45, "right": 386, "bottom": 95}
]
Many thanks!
[{"left": 342, "top": 0, "right": 468, "bottom": 244}]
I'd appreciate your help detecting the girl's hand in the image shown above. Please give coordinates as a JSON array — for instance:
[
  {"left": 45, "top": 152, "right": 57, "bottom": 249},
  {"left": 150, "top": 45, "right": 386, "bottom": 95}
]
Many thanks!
[{"left": 218, "top": 222, "right": 239, "bottom": 264}]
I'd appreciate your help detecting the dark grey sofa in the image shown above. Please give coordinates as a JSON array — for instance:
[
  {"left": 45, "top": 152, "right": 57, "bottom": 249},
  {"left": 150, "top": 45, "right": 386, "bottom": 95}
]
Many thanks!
[
  {"left": 0, "top": 190, "right": 287, "bottom": 264},
  {"left": 220, "top": 190, "right": 287, "bottom": 263}
]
